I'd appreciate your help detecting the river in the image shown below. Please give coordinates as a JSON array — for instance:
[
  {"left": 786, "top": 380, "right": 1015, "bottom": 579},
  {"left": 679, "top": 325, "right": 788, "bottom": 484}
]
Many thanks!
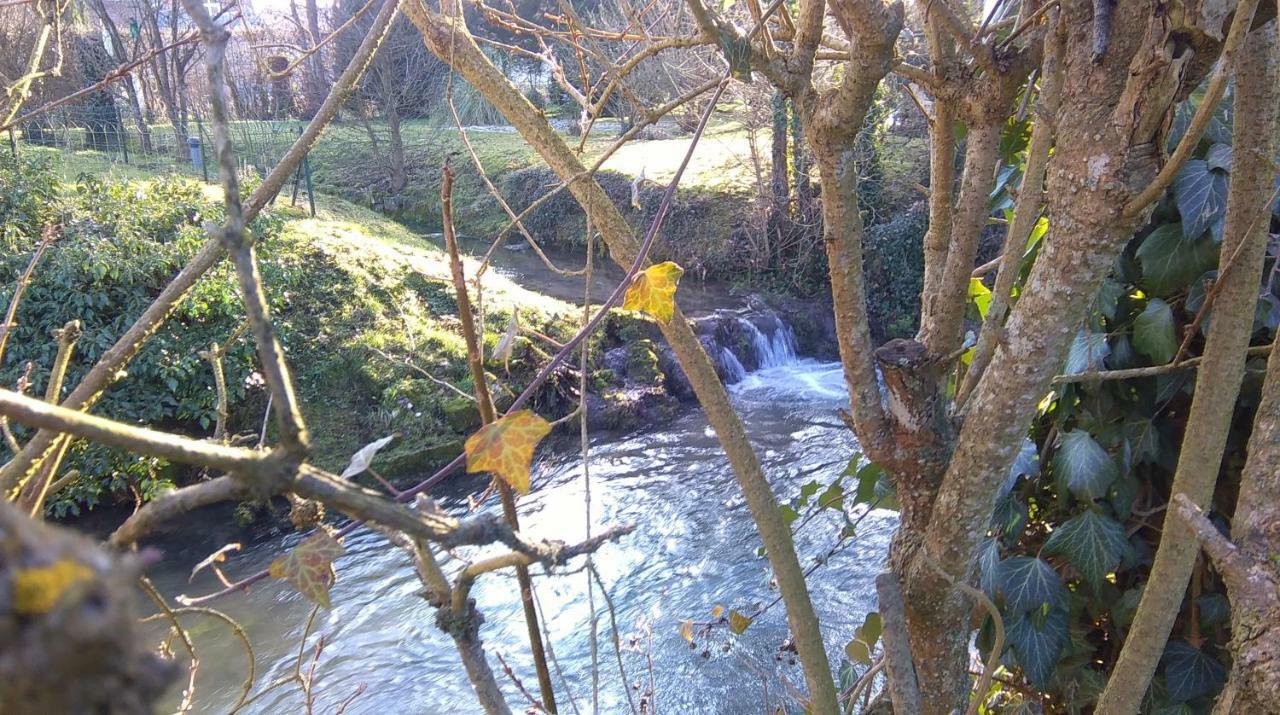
[{"left": 142, "top": 267, "right": 895, "bottom": 714}]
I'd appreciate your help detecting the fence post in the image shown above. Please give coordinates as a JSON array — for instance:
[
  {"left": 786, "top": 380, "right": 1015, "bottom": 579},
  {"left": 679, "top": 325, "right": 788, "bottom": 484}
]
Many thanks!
[
  {"left": 303, "top": 152, "right": 316, "bottom": 217},
  {"left": 188, "top": 136, "right": 206, "bottom": 181},
  {"left": 120, "top": 128, "right": 130, "bottom": 165},
  {"left": 7, "top": 129, "right": 16, "bottom": 160}
]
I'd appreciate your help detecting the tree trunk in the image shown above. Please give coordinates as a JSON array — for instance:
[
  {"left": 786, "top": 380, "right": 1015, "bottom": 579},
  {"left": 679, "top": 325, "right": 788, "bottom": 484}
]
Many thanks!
[
  {"left": 388, "top": 105, "right": 407, "bottom": 194},
  {"left": 904, "top": 3, "right": 1231, "bottom": 711},
  {"left": 85, "top": 0, "right": 153, "bottom": 153}
]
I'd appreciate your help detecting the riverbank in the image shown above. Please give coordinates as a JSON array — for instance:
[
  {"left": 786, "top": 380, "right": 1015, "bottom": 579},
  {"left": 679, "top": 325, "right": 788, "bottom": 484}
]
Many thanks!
[{"left": 4, "top": 148, "right": 838, "bottom": 520}]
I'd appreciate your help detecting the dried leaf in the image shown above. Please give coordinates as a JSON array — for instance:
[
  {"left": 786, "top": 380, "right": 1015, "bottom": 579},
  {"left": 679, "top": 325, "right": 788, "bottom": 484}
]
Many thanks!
[
  {"left": 679, "top": 619, "right": 694, "bottom": 643},
  {"left": 340, "top": 434, "right": 396, "bottom": 479},
  {"left": 493, "top": 310, "right": 519, "bottom": 364},
  {"left": 623, "top": 262, "right": 684, "bottom": 323},
  {"left": 464, "top": 410, "right": 551, "bottom": 494},
  {"left": 728, "top": 609, "right": 753, "bottom": 635},
  {"left": 711, "top": 604, "right": 724, "bottom": 619},
  {"left": 268, "top": 530, "right": 345, "bottom": 608},
  {"left": 190, "top": 542, "right": 242, "bottom": 583},
  {"left": 13, "top": 559, "right": 94, "bottom": 614}
]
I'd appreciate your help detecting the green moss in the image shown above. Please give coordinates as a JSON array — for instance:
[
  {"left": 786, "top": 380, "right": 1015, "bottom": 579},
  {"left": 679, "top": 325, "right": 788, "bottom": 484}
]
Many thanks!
[{"left": 624, "top": 339, "right": 662, "bottom": 384}]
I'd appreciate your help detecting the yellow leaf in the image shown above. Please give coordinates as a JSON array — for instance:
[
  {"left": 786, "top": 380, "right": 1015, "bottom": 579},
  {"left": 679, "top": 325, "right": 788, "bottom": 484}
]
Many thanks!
[
  {"left": 679, "top": 619, "right": 694, "bottom": 643},
  {"left": 623, "top": 262, "right": 684, "bottom": 323},
  {"left": 14, "top": 559, "right": 93, "bottom": 614},
  {"left": 268, "top": 530, "right": 345, "bottom": 608},
  {"left": 728, "top": 609, "right": 753, "bottom": 635},
  {"left": 464, "top": 410, "right": 551, "bottom": 494},
  {"left": 711, "top": 604, "right": 724, "bottom": 619}
]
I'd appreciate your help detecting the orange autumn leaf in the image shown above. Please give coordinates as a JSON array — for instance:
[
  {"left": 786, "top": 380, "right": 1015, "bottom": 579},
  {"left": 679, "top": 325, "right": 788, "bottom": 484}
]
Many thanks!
[
  {"left": 623, "top": 262, "right": 684, "bottom": 323},
  {"left": 464, "top": 410, "right": 551, "bottom": 494},
  {"left": 268, "top": 530, "right": 345, "bottom": 608}
]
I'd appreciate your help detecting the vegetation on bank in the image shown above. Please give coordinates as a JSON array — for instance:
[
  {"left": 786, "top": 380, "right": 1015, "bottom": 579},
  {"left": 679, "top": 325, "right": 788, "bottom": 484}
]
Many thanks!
[{"left": 0, "top": 151, "right": 603, "bottom": 517}]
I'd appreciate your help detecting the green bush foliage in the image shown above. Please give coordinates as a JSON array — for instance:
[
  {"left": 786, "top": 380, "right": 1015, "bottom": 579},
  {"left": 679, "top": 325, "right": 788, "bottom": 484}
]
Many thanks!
[
  {"left": 957, "top": 115, "right": 1280, "bottom": 713},
  {"left": 0, "top": 161, "right": 277, "bottom": 516}
]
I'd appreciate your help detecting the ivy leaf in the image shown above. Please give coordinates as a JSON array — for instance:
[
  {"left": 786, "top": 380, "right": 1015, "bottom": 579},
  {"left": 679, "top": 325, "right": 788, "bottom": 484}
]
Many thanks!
[
  {"left": 1042, "top": 509, "right": 1132, "bottom": 590},
  {"left": 991, "top": 491, "right": 1029, "bottom": 539},
  {"left": 623, "top": 262, "right": 684, "bottom": 323},
  {"left": 1137, "top": 224, "right": 1221, "bottom": 296},
  {"left": 464, "top": 410, "right": 552, "bottom": 494},
  {"left": 1173, "top": 159, "right": 1229, "bottom": 242},
  {"left": 1205, "top": 143, "right": 1232, "bottom": 172},
  {"left": 728, "top": 609, "right": 753, "bottom": 635},
  {"left": 1161, "top": 640, "right": 1227, "bottom": 702},
  {"left": 845, "top": 611, "right": 882, "bottom": 665},
  {"left": 976, "top": 537, "right": 1002, "bottom": 597},
  {"left": 1064, "top": 331, "right": 1110, "bottom": 375},
  {"left": 339, "top": 434, "right": 396, "bottom": 479},
  {"left": 969, "top": 277, "right": 992, "bottom": 318},
  {"left": 1133, "top": 298, "right": 1178, "bottom": 364},
  {"left": 1053, "top": 430, "right": 1119, "bottom": 500},
  {"left": 998, "top": 556, "right": 1067, "bottom": 614},
  {"left": 268, "top": 530, "right": 345, "bottom": 609},
  {"left": 1005, "top": 607, "right": 1069, "bottom": 689}
]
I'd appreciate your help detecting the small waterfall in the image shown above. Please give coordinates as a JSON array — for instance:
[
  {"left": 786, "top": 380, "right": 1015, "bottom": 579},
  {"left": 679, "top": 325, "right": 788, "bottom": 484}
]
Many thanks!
[
  {"left": 718, "top": 347, "right": 747, "bottom": 383},
  {"left": 738, "top": 317, "right": 798, "bottom": 369}
]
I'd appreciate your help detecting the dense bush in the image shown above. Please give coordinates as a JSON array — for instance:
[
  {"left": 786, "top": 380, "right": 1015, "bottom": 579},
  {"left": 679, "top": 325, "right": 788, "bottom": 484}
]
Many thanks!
[
  {"left": 0, "top": 160, "right": 279, "bottom": 516},
  {"left": 863, "top": 207, "right": 926, "bottom": 341}
]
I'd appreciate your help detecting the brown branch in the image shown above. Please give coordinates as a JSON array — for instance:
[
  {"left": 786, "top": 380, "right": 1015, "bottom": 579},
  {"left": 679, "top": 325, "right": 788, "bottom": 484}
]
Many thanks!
[
  {"left": 1052, "top": 344, "right": 1271, "bottom": 384},
  {"left": 0, "top": 224, "right": 56, "bottom": 369},
  {"left": 874, "top": 572, "right": 923, "bottom": 714}
]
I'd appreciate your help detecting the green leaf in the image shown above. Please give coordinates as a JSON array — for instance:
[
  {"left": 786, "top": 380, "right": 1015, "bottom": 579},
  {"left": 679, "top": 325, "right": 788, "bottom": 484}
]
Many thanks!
[
  {"left": 998, "top": 556, "right": 1067, "bottom": 614},
  {"left": 728, "top": 609, "right": 753, "bottom": 635},
  {"left": 1137, "top": 224, "right": 1220, "bottom": 296},
  {"left": 991, "top": 492, "right": 1028, "bottom": 539},
  {"left": 1205, "top": 143, "right": 1232, "bottom": 172},
  {"left": 1161, "top": 640, "right": 1226, "bottom": 702},
  {"left": 1133, "top": 298, "right": 1179, "bottom": 364},
  {"left": 845, "top": 612, "right": 882, "bottom": 666},
  {"left": 1064, "top": 331, "right": 1110, "bottom": 375},
  {"left": 1173, "top": 159, "right": 1229, "bottom": 241},
  {"left": 1197, "top": 593, "right": 1230, "bottom": 630},
  {"left": 968, "top": 277, "right": 992, "bottom": 318},
  {"left": 1053, "top": 430, "right": 1119, "bottom": 500},
  {"left": 1005, "top": 607, "right": 1069, "bottom": 689},
  {"left": 976, "top": 537, "right": 1002, "bottom": 597},
  {"left": 1042, "top": 509, "right": 1132, "bottom": 590},
  {"left": 818, "top": 481, "right": 844, "bottom": 511}
]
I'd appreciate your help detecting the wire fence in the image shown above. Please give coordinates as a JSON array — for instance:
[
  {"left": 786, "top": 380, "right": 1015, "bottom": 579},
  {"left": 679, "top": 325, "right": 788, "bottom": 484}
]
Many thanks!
[{"left": 8, "top": 103, "right": 319, "bottom": 215}]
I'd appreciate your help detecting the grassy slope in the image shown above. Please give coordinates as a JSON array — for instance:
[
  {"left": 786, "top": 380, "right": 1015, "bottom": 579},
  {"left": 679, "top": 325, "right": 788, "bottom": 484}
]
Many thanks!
[{"left": 29, "top": 147, "right": 587, "bottom": 478}]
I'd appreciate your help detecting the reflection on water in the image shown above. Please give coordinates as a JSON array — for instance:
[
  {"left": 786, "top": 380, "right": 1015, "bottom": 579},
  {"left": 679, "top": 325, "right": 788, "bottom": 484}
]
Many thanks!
[{"left": 144, "top": 359, "right": 895, "bottom": 714}]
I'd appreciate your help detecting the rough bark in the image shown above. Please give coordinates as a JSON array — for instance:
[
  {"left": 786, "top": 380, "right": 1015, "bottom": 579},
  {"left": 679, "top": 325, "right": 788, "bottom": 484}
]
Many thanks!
[
  {"left": 400, "top": 5, "right": 841, "bottom": 712},
  {"left": 1099, "top": 12, "right": 1277, "bottom": 712},
  {"left": 958, "top": 11, "right": 1065, "bottom": 405},
  {"left": 0, "top": 500, "right": 175, "bottom": 714},
  {"left": 905, "top": 3, "right": 1232, "bottom": 711}
]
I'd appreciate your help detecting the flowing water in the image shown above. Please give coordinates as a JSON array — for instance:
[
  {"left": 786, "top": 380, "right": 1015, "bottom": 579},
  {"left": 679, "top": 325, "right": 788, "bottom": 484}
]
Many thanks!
[{"left": 143, "top": 322, "right": 895, "bottom": 715}]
